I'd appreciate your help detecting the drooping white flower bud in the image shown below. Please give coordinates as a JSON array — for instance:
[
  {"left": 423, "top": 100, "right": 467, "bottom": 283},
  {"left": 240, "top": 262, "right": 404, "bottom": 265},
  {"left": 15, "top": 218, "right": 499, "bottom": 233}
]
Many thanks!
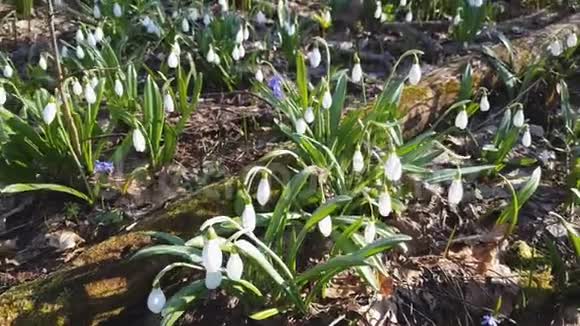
[
  {"left": 38, "top": 54, "right": 47, "bottom": 71},
  {"left": 566, "top": 32, "right": 578, "bottom": 48},
  {"left": 243, "top": 25, "right": 250, "bottom": 40},
  {"left": 255, "top": 69, "right": 264, "bottom": 82},
  {"left": 304, "top": 107, "right": 315, "bottom": 123},
  {"left": 322, "top": 90, "right": 332, "bottom": 109},
  {"left": 469, "top": 0, "right": 483, "bottom": 7},
  {"left": 351, "top": 63, "right": 363, "bottom": 83},
  {"left": 84, "top": 83, "right": 97, "bottom": 104},
  {"left": 132, "top": 129, "right": 146, "bottom": 152},
  {"left": 113, "top": 3, "right": 123, "bottom": 17},
  {"left": 202, "top": 236, "right": 223, "bottom": 273},
  {"left": 405, "top": 10, "right": 413, "bottom": 22},
  {"left": 453, "top": 12, "right": 462, "bottom": 26},
  {"left": 87, "top": 32, "right": 97, "bottom": 48},
  {"left": 384, "top": 152, "right": 402, "bottom": 182},
  {"left": 72, "top": 80, "right": 82, "bottom": 96},
  {"left": 203, "top": 14, "right": 212, "bottom": 26},
  {"left": 513, "top": 109, "right": 525, "bottom": 127},
  {"left": 238, "top": 44, "right": 245, "bottom": 58},
  {"left": 181, "top": 18, "right": 190, "bottom": 33},
  {"left": 352, "top": 149, "right": 364, "bottom": 173},
  {"left": 242, "top": 204, "right": 256, "bottom": 231},
  {"left": 378, "top": 190, "right": 392, "bottom": 217},
  {"left": 167, "top": 51, "right": 179, "bottom": 68},
  {"left": 295, "top": 118, "right": 307, "bottom": 135},
  {"left": 206, "top": 46, "right": 217, "bottom": 64},
  {"left": 76, "top": 45, "right": 85, "bottom": 59},
  {"left": 114, "top": 79, "right": 124, "bottom": 97},
  {"left": 448, "top": 177, "right": 463, "bottom": 205},
  {"left": 61, "top": 45, "right": 69, "bottom": 58},
  {"left": 75, "top": 29, "right": 84, "bottom": 43},
  {"left": 3, "top": 64, "right": 13, "bottom": 78},
  {"left": 218, "top": 0, "right": 228, "bottom": 12},
  {"left": 399, "top": 0, "right": 407, "bottom": 6},
  {"left": 91, "top": 76, "right": 99, "bottom": 88},
  {"left": 322, "top": 10, "right": 332, "bottom": 26},
  {"left": 93, "top": 4, "right": 102, "bottom": 19},
  {"left": 522, "top": 127, "right": 531, "bottom": 147},
  {"left": 256, "top": 11, "right": 267, "bottom": 25},
  {"left": 318, "top": 216, "right": 332, "bottom": 237},
  {"left": 147, "top": 287, "right": 166, "bottom": 314},
  {"left": 408, "top": 63, "right": 422, "bottom": 85},
  {"left": 94, "top": 27, "right": 104, "bottom": 42},
  {"left": 364, "top": 221, "right": 376, "bottom": 244},
  {"left": 257, "top": 175, "right": 271, "bottom": 206},
  {"left": 549, "top": 40, "right": 563, "bottom": 56},
  {"left": 374, "top": 1, "right": 382, "bottom": 19},
  {"left": 455, "top": 109, "right": 468, "bottom": 130},
  {"left": 480, "top": 93, "right": 490, "bottom": 111},
  {"left": 285, "top": 22, "right": 296, "bottom": 36},
  {"left": 308, "top": 47, "right": 322, "bottom": 68},
  {"left": 232, "top": 46, "right": 241, "bottom": 61},
  {"left": 205, "top": 271, "right": 223, "bottom": 289},
  {"left": 43, "top": 101, "right": 57, "bottom": 124},
  {"left": 0, "top": 87, "right": 6, "bottom": 105},
  {"left": 163, "top": 93, "right": 174, "bottom": 113},
  {"left": 235, "top": 28, "right": 244, "bottom": 44},
  {"left": 226, "top": 253, "right": 244, "bottom": 281}
]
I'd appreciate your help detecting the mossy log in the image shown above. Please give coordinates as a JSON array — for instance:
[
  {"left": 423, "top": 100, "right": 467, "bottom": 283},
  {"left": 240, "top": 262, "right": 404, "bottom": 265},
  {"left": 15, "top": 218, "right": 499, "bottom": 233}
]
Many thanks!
[{"left": 1, "top": 13, "right": 579, "bottom": 326}]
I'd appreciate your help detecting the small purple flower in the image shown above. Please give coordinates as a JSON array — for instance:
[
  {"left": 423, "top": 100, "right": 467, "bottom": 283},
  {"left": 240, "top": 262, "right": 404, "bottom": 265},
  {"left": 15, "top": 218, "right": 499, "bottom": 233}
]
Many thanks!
[
  {"left": 94, "top": 160, "right": 114, "bottom": 175},
  {"left": 481, "top": 314, "right": 499, "bottom": 326},
  {"left": 268, "top": 75, "right": 284, "bottom": 99}
]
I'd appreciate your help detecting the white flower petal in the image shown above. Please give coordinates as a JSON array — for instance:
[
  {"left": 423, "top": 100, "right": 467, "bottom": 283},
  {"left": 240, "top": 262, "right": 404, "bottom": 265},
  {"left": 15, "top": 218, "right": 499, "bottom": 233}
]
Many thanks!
[
  {"left": 455, "top": 109, "right": 468, "bottom": 130},
  {"left": 513, "top": 109, "right": 525, "bottom": 127},
  {"left": 181, "top": 18, "right": 190, "bottom": 33},
  {"left": 226, "top": 253, "right": 244, "bottom": 281},
  {"left": 39, "top": 55, "right": 47, "bottom": 71},
  {"left": 76, "top": 46, "right": 85, "bottom": 59},
  {"left": 0, "top": 87, "right": 6, "bottom": 105},
  {"left": 72, "top": 81, "right": 83, "bottom": 96},
  {"left": 43, "top": 102, "right": 57, "bottom": 124},
  {"left": 84, "top": 83, "right": 96, "bottom": 104},
  {"left": 308, "top": 48, "right": 322, "bottom": 68},
  {"left": 351, "top": 63, "right": 363, "bottom": 83},
  {"left": 448, "top": 178, "right": 463, "bottom": 205},
  {"left": 93, "top": 5, "right": 102, "bottom": 19},
  {"left": 378, "top": 191, "right": 392, "bottom": 217},
  {"left": 408, "top": 63, "right": 422, "bottom": 85},
  {"left": 94, "top": 27, "right": 104, "bottom": 42},
  {"left": 113, "top": 3, "right": 123, "bottom": 17},
  {"left": 114, "top": 79, "right": 124, "bottom": 97},
  {"left": 566, "top": 33, "right": 578, "bottom": 48},
  {"left": 257, "top": 176, "right": 271, "bottom": 206},
  {"left": 164, "top": 93, "right": 174, "bottom": 113},
  {"left": 202, "top": 238, "right": 223, "bottom": 273},
  {"left": 318, "top": 216, "right": 332, "bottom": 237},
  {"left": 304, "top": 107, "right": 315, "bottom": 123},
  {"left": 322, "top": 90, "right": 332, "bottom": 109},
  {"left": 352, "top": 149, "right": 364, "bottom": 173},
  {"left": 364, "top": 222, "right": 376, "bottom": 244},
  {"left": 205, "top": 271, "right": 223, "bottom": 289},
  {"left": 405, "top": 10, "right": 413, "bottom": 22},
  {"left": 295, "top": 118, "right": 307, "bottom": 135},
  {"left": 147, "top": 288, "right": 166, "bottom": 314},
  {"left": 480, "top": 94, "right": 490, "bottom": 111},
  {"left": 384, "top": 153, "right": 402, "bottom": 182},
  {"left": 167, "top": 51, "right": 179, "bottom": 68},
  {"left": 242, "top": 204, "right": 256, "bottom": 231},
  {"left": 255, "top": 69, "right": 264, "bottom": 82},
  {"left": 522, "top": 128, "right": 531, "bottom": 147},
  {"left": 132, "top": 129, "right": 147, "bottom": 152},
  {"left": 256, "top": 11, "right": 267, "bottom": 25}
]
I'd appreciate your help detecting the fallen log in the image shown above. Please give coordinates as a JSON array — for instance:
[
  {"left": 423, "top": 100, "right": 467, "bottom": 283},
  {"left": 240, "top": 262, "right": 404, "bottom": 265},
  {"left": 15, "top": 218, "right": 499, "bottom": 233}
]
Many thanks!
[{"left": 0, "top": 12, "right": 579, "bottom": 326}]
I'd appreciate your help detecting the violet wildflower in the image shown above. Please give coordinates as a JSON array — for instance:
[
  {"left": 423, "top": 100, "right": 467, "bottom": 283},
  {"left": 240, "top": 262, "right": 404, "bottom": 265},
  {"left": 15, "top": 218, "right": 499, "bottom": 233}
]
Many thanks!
[
  {"left": 95, "top": 160, "right": 114, "bottom": 175},
  {"left": 481, "top": 314, "right": 499, "bottom": 326},
  {"left": 268, "top": 75, "right": 284, "bottom": 99}
]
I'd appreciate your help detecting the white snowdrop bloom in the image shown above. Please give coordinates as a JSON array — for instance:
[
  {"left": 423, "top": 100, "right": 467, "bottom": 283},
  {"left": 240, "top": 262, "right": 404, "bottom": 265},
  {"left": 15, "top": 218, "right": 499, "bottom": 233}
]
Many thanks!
[
  {"left": 114, "top": 79, "right": 123, "bottom": 97},
  {"left": 453, "top": 12, "right": 462, "bottom": 26},
  {"left": 235, "top": 28, "right": 244, "bottom": 44},
  {"left": 132, "top": 129, "right": 146, "bottom": 152},
  {"left": 171, "top": 11, "right": 179, "bottom": 19},
  {"left": 322, "top": 10, "right": 332, "bottom": 26},
  {"left": 91, "top": 76, "right": 99, "bottom": 88},
  {"left": 94, "top": 27, "right": 104, "bottom": 43},
  {"left": 522, "top": 128, "right": 531, "bottom": 147},
  {"left": 308, "top": 47, "right": 322, "bottom": 68},
  {"left": 243, "top": 25, "right": 250, "bottom": 40},
  {"left": 318, "top": 216, "right": 332, "bottom": 237},
  {"left": 142, "top": 16, "right": 152, "bottom": 28},
  {"left": 255, "top": 69, "right": 264, "bottom": 82},
  {"left": 84, "top": 83, "right": 97, "bottom": 104},
  {"left": 257, "top": 175, "right": 271, "bottom": 206},
  {"left": 203, "top": 14, "right": 212, "bottom": 26},
  {"left": 364, "top": 221, "right": 376, "bottom": 244},
  {"left": 405, "top": 10, "right": 413, "bottom": 22},
  {"left": 147, "top": 288, "right": 166, "bottom": 314},
  {"left": 43, "top": 101, "right": 57, "bottom": 124},
  {"left": 93, "top": 4, "right": 101, "bottom": 19},
  {"left": 549, "top": 40, "right": 563, "bottom": 56},
  {"left": 566, "top": 33, "right": 577, "bottom": 48},
  {"left": 238, "top": 44, "right": 246, "bottom": 58},
  {"left": 351, "top": 63, "right": 363, "bottom": 83},
  {"left": 167, "top": 51, "right": 179, "bottom": 68},
  {"left": 374, "top": 1, "right": 382, "bottom": 19},
  {"left": 3, "top": 65, "right": 13, "bottom": 78},
  {"left": 214, "top": 55, "right": 221, "bottom": 65},
  {"left": 113, "top": 3, "right": 123, "bottom": 17},
  {"left": 448, "top": 177, "right": 463, "bottom": 205},
  {"left": 0, "top": 87, "right": 6, "bottom": 105},
  {"left": 322, "top": 90, "right": 332, "bottom": 109},
  {"left": 242, "top": 204, "right": 256, "bottom": 231},
  {"left": 163, "top": 93, "right": 174, "bottom": 113},
  {"left": 206, "top": 46, "right": 217, "bottom": 64},
  {"left": 304, "top": 107, "right": 315, "bottom": 123},
  {"left": 232, "top": 46, "right": 241, "bottom": 61},
  {"left": 87, "top": 32, "right": 97, "bottom": 47},
  {"left": 38, "top": 54, "right": 47, "bottom": 71},
  {"left": 148, "top": 23, "right": 161, "bottom": 37},
  {"left": 76, "top": 29, "right": 84, "bottom": 43},
  {"left": 295, "top": 118, "right": 307, "bottom": 135},
  {"left": 226, "top": 253, "right": 244, "bottom": 281},
  {"left": 408, "top": 63, "right": 422, "bottom": 85},
  {"left": 218, "top": 0, "right": 228, "bottom": 12},
  {"left": 469, "top": 0, "right": 483, "bottom": 7},
  {"left": 76, "top": 45, "right": 85, "bottom": 59},
  {"left": 378, "top": 190, "right": 392, "bottom": 217},
  {"left": 256, "top": 11, "right": 267, "bottom": 25},
  {"left": 205, "top": 271, "right": 223, "bottom": 289},
  {"left": 480, "top": 93, "right": 490, "bottom": 111},
  {"left": 181, "top": 18, "right": 190, "bottom": 33},
  {"left": 189, "top": 8, "right": 200, "bottom": 21},
  {"left": 285, "top": 22, "right": 296, "bottom": 36},
  {"left": 72, "top": 80, "right": 83, "bottom": 96},
  {"left": 202, "top": 237, "right": 223, "bottom": 273},
  {"left": 513, "top": 109, "right": 525, "bottom": 127},
  {"left": 400, "top": 0, "right": 407, "bottom": 6},
  {"left": 352, "top": 149, "right": 364, "bottom": 173},
  {"left": 384, "top": 152, "right": 402, "bottom": 182},
  {"left": 381, "top": 12, "right": 388, "bottom": 22},
  {"left": 455, "top": 109, "right": 468, "bottom": 130},
  {"left": 556, "top": 83, "right": 561, "bottom": 94},
  {"left": 61, "top": 45, "right": 69, "bottom": 58}
]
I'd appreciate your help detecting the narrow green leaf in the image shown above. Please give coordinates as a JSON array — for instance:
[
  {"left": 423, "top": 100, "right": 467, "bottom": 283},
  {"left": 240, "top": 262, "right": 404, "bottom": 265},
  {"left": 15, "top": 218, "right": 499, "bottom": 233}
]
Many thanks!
[
  {"left": 131, "top": 245, "right": 202, "bottom": 263},
  {"left": 1, "top": 183, "right": 91, "bottom": 203},
  {"left": 250, "top": 307, "right": 281, "bottom": 320}
]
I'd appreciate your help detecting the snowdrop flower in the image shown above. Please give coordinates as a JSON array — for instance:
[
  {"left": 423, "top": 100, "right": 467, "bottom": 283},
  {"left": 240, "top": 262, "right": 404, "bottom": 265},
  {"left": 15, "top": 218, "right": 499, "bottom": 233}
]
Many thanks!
[
  {"left": 304, "top": 107, "right": 315, "bottom": 123},
  {"left": 202, "top": 233, "right": 223, "bottom": 273},
  {"left": 455, "top": 109, "right": 468, "bottom": 130},
  {"left": 148, "top": 23, "right": 161, "bottom": 37},
  {"left": 566, "top": 33, "right": 577, "bottom": 48},
  {"left": 132, "top": 129, "right": 146, "bottom": 152},
  {"left": 351, "top": 62, "right": 363, "bottom": 83},
  {"left": 549, "top": 40, "right": 563, "bottom": 56},
  {"left": 206, "top": 46, "right": 218, "bottom": 64},
  {"left": 242, "top": 204, "right": 256, "bottom": 231},
  {"left": 232, "top": 46, "right": 241, "bottom": 61},
  {"left": 448, "top": 176, "right": 463, "bottom": 205},
  {"left": 256, "top": 11, "right": 267, "bottom": 25},
  {"left": 236, "top": 28, "right": 244, "bottom": 44},
  {"left": 364, "top": 221, "right": 376, "bottom": 244},
  {"left": 384, "top": 152, "right": 402, "bottom": 182},
  {"left": 167, "top": 50, "right": 179, "bottom": 68},
  {"left": 72, "top": 80, "right": 83, "bottom": 96},
  {"left": 308, "top": 47, "right": 322, "bottom": 68},
  {"left": 295, "top": 118, "right": 307, "bottom": 135},
  {"left": 405, "top": 10, "right": 413, "bottom": 22},
  {"left": 522, "top": 127, "right": 531, "bottom": 147},
  {"left": 322, "top": 10, "right": 332, "bottom": 26},
  {"left": 285, "top": 22, "right": 296, "bottom": 36},
  {"left": 87, "top": 32, "right": 97, "bottom": 47},
  {"left": 226, "top": 253, "right": 244, "bottom": 281},
  {"left": 453, "top": 12, "right": 462, "bottom": 26},
  {"left": 38, "top": 54, "right": 47, "bottom": 71},
  {"left": 318, "top": 216, "right": 332, "bottom": 237},
  {"left": 243, "top": 25, "right": 250, "bottom": 40},
  {"left": 3, "top": 65, "right": 13, "bottom": 78},
  {"left": 255, "top": 68, "right": 264, "bottom": 82},
  {"left": 374, "top": 1, "right": 382, "bottom": 19},
  {"left": 322, "top": 89, "right": 332, "bottom": 109},
  {"left": 0, "top": 87, "right": 6, "bottom": 106},
  {"left": 480, "top": 93, "right": 490, "bottom": 111},
  {"left": 352, "top": 148, "right": 364, "bottom": 173},
  {"left": 188, "top": 8, "right": 200, "bottom": 21},
  {"left": 408, "top": 62, "right": 422, "bottom": 85},
  {"left": 378, "top": 190, "right": 392, "bottom": 217},
  {"left": 181, "top": 18, "right": 190, "bottom": 33},
  {"left": 257, "top": 174, "right": 271, "bottom": 206},
  {"left": 76, "top": 29, "right": 84, "bottom": 43},
  {"left": 163, "top": 93, "right": 174, "bottom": 113},
  {"left": 94, "top": 27, "right": 104, "bottom": 43},
  {"left": 205, "top": 271, "right": 222, "bottom": 289},
  {"left": 61, "top": 45, "right": 69, "bottom": 58},
  {"left": 203, "top": 14, "right": 212, "bottom": 26},
  {"left": 76, "top": 45, "right": 85, "bottom": 59},
  {"left": 218, "top": 0, "right": 228, "bottom": 12},
  {"left": 113, "top": 3, "right": 123, "bottom": 17},
  {"left": 93, "top": 4, "right": 101, "bottom": 19},
  {"left": 114, "top": 79, "right": 123, "bottom": 97},
  {"left": 91, "top": 76, "right": 99, "bottom": 88},
  {"left": 84, "top": 83, "right": 97, "bottom": 104},
  {"left": 468, "top": 0, "right": 483, "bottom": 7},
  {"left": 400, "top": 0, "right": 407, "bottom": 6},
  {"left": 238, "top": 44, "right": 246, "bottom": 58},
  {"left": 513, "top": 109, "right": 525, "bottom": 127},
  {"left": 147, "top": 287, "right": 166, "bottom": 314},
  {"left": 142, "top": 16, "right": 152, "bottom": 28},
  {"left": 43, "top": 101, "right": 57, "bottom": 124}
]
